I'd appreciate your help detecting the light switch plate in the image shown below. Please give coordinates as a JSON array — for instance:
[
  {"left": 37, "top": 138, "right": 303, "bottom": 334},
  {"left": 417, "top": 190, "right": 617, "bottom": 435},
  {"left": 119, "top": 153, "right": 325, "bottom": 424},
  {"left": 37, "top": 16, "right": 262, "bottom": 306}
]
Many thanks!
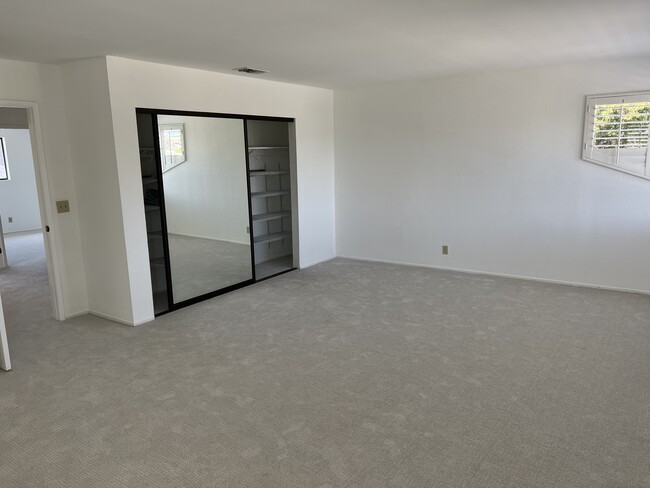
[{"left": 56, "top": 200, "right": 70, "bottom": 214}]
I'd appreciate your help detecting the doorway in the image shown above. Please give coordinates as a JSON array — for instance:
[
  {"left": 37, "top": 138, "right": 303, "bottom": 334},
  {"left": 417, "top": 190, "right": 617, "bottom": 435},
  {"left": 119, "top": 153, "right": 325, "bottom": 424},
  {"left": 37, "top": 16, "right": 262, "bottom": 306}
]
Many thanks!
[{"left": 0, "top": 105, "right": 62, "bottom": 322}]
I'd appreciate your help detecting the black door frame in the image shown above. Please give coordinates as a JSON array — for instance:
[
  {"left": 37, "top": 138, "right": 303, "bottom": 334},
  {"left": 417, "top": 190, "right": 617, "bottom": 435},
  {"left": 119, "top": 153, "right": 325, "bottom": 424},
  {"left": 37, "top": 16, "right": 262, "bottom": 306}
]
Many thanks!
[{"left": 136, "top": 108, "right": 296, "bottom": 315}]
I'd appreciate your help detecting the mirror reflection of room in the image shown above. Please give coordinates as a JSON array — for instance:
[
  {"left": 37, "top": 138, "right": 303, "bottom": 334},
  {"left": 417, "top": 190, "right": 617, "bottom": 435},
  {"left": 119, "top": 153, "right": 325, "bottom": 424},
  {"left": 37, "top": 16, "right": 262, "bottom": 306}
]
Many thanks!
[
  {"left": 159, "top": 123, "right": 186, "bottom": 172},
  {"left": 158, "top": 115, "right": 252, "bottom": 303}
]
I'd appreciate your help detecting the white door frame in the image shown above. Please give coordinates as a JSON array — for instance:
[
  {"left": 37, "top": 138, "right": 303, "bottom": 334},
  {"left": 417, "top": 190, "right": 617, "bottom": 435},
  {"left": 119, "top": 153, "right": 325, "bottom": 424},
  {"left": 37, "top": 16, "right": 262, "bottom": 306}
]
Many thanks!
[{"left": 0, "top": 99, "right": 66, "bottom": 321}]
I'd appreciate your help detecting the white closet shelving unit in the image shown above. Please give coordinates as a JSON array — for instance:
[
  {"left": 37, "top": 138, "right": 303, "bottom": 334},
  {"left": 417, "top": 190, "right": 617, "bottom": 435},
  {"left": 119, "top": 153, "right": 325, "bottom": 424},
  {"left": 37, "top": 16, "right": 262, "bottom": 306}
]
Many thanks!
[{"left": 247, "top": 131, "right": 295, "bottom": 279}]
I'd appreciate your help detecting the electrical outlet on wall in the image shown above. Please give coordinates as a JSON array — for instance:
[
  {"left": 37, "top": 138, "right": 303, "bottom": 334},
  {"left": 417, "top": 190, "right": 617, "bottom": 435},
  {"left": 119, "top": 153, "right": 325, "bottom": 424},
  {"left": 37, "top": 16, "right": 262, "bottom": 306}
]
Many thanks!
[
  {"left": 7, "top": 217, "right": 12, "bottom": 223},
  {"left": 56, "top": 200, "right": 70, "bottom": 214},
  {"left": 442, "top": 245, "right": 449, "bottom": 255}
]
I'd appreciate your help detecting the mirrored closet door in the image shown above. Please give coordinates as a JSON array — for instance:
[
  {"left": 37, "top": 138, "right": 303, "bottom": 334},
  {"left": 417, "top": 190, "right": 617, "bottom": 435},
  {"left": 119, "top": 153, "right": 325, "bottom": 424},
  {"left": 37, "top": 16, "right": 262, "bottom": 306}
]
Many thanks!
[
  {"left": 159, "top": 114, "right": 253, "bottom": 303},
  {"left": 136, "top": 109, "right": 296, "bottom": 316}
]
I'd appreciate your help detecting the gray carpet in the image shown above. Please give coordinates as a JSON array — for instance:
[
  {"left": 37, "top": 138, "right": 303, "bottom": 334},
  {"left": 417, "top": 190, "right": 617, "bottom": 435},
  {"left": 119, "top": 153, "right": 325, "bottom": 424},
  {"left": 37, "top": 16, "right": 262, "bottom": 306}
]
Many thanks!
[
  {"left": 1, "top": 232, "right": 649, "bottom": 487},
  {"left": 256, "top": 255, "right": 294, "bottom": 280}
]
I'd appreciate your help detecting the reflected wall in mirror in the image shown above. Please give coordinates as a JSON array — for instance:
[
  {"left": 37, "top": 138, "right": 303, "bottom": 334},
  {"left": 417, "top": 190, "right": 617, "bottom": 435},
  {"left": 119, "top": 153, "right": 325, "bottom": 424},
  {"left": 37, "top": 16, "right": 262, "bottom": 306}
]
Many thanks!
[{"left": 159, "top": 115, "right": 253, "bottom": 303}]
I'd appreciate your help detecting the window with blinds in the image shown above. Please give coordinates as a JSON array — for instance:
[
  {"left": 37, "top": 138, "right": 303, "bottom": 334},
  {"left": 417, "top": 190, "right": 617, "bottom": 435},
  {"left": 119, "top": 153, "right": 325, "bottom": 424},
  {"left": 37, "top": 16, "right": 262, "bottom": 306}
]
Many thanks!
[
  {"left": 583, "top": 92, "right": 650, "bottom": 180},
  {"left": 0, "top": 138, "right": 8, "bottom": 180}
]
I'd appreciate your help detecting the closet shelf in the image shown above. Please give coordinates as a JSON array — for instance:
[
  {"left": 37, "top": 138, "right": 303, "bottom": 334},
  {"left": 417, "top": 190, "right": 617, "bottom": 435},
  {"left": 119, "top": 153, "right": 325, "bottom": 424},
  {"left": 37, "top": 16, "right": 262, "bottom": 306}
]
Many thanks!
[
  {"left": 251, "top": 190, "right": 290, "bottom": 199},
  {"left": 248, "top": 146, "right": 289, "bottom": 151},
  {"left": 249, "top": 170, "right": 289, "bottom": 176},
  {"left": 252, "top": 211, "right": 291, "bottom": 223},
  {"left": 253, "top": 231, "right": 292, "bottom": 244},
  {"left": 150, "top": 257, "right": 166, "bottom": 268},
  {"left": 142, "top": 176, "right": 158, "bottom": 185}
]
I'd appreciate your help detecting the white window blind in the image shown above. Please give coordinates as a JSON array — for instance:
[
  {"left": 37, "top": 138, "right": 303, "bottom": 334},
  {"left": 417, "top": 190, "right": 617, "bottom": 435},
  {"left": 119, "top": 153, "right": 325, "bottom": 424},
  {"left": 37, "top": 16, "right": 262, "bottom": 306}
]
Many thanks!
[{"left": 583, "top": 92, "right": 650, "bottom": 180}]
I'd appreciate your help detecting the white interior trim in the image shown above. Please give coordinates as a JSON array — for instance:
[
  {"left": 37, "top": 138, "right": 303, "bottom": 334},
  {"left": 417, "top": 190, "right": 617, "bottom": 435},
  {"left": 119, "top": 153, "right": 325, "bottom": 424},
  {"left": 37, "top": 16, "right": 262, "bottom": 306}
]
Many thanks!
[
  {"left": 168, "top": 232, "right": 249, "bottom": 246},
  {"left": 4, "top": 227, "right": 42, "bottom": 235},
  {"left": 338, "top": 255, "right": 650, "bottom": 297},
  {"left": 0, "top": 100, "right": 66, "bottom": 321},
  {"left": 299, "top": 254, "right": 336, "bottom": 270},
  {"left": 88, "top": 310, "right": 149, "bottom": 327}
]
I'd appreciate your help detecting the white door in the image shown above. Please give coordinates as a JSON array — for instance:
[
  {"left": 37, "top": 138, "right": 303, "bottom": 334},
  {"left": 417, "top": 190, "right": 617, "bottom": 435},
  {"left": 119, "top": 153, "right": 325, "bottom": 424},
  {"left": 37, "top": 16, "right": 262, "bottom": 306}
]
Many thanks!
[
  {"left": 0, "top": 293, "right": 11, "bottom": 371},
  {"left": 0, "top": 215, "right": 6, "bottom": 269}
]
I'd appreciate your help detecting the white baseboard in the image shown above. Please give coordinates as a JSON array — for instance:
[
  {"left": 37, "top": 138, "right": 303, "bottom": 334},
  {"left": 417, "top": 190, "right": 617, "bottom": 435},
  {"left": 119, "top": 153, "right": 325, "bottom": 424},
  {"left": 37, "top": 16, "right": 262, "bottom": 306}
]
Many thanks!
[
  {"left": 87, "top": 310, "right": 136, "bottom": 327},
  {"left": 4, "top": 227, "right": 42, "bottom": 235},
  {"left": 133, "top": 315, "right": 155, "bottom": 326},
  {"left": 299, "top": 254, "right": 336, "bottom": 269},
  {"left": 337, "top": 254, "right": 650, "bottom": 296},
  {"left": 63, "top": 310, "right": 88, "bottom": 320},
  {"left": 66, "top": 309, "right": 153, "bottom": 326},
  {"left": 168, "top": 232, "right": 249, "bottom": 246}
]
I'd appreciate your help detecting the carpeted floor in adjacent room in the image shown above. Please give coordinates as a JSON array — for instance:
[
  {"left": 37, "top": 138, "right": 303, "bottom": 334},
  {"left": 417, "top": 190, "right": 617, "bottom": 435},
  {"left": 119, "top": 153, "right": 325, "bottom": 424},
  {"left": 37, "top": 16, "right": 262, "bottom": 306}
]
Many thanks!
[{"left": 0, "top": 231, "right": 649, "bottom": 487}]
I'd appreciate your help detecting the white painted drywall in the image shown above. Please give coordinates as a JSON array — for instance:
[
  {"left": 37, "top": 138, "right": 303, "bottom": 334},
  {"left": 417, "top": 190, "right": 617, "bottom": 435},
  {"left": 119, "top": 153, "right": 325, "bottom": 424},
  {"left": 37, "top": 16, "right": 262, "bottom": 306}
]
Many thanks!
[
  {"left": 335, "top": 56, "right": 650, "bottom": 293},
  {"left": 61, "top": 58, "right": 134, "bottom": 324},
  {"left": 159, "top": 115, "right": 250, "bottom": 244},
  {"left": 0, "top": 129, "right": 42, "bottom": 233},
  {"left": 0, "top": 58, "right": 88, "bottom": 317},
  {"left": 106, "top": 56, "right": 335, "bottom": 324}
]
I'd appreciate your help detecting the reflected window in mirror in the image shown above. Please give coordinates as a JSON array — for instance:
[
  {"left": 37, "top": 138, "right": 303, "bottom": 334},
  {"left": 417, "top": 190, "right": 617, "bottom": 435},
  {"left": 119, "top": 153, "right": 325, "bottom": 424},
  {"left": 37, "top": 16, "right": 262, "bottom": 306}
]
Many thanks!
[
  {"left": 159, "top": 123, "right": 186, "bottom": 172},
  {"left": 158, "top": 115, "right": 252, "bottom": 304}
]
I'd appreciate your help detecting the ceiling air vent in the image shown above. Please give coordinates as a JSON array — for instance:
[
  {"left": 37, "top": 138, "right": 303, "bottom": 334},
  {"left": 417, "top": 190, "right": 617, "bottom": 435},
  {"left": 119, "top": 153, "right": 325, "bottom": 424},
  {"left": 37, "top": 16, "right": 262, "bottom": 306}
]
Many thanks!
[{"left": 233, "top": 67, "right": 267, "bottom": 74}]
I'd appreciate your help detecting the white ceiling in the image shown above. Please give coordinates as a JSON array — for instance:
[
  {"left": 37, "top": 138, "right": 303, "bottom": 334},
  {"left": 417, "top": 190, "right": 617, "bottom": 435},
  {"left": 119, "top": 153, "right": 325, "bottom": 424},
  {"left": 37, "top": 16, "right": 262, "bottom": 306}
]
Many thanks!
[{"left": 2, "top": 0, "right": 650, "bottom": 88}]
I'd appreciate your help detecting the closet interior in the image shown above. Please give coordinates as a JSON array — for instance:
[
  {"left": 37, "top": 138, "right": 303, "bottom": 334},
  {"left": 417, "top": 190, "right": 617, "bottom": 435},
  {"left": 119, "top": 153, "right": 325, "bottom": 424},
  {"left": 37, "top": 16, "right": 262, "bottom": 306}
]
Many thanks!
[{"left": 247, "top": 120, "right": 296, "bottom": 280}]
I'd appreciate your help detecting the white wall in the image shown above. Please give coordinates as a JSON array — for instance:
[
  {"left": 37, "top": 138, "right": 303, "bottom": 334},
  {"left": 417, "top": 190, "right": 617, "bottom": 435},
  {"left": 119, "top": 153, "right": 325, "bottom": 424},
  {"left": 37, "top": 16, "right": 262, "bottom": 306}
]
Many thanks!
[
  {"left": 0, "top": 129, "right": 42, "bottom": 233},
  {"left": 106, "top": 56, "right": 335, "bottom": 324},
  {"left": 0, "top": 58, "right": 87, "bottom": 317},
  {"left": 160, "top": 115, "right": 250, "bottom": 244},
  {"left": 335, "top": 56, "right": 650, "bottom": 293},
  {"left": 61, "top": 58, "right": 134, "bottom": 324}
]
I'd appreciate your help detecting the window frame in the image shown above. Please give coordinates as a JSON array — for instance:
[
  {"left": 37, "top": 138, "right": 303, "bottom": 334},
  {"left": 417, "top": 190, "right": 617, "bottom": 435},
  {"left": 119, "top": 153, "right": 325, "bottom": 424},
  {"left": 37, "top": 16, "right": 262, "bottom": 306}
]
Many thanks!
[
  {"left": 0, "top": 137, "right": 8, "bottom": 181},
  {"left": 582, "top": 91, "right": 650, "bottom": 181},
  {"left": 158, "top": 123, "right": 186, "bottom": 173}
]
